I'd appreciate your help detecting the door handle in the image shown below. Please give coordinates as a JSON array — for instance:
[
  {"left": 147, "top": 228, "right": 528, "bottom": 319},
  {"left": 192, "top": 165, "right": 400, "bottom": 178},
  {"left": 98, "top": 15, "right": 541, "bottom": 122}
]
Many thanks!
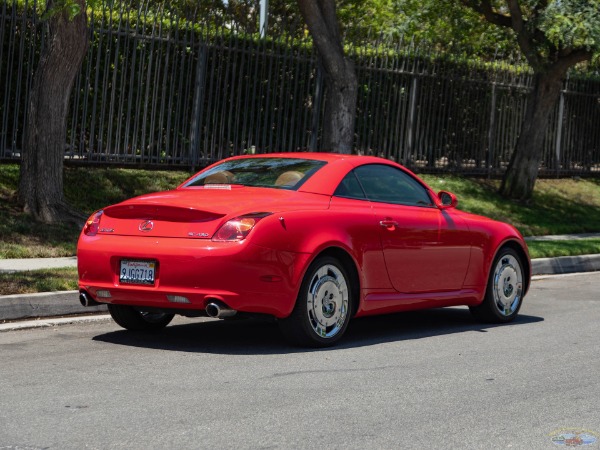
[{"left": 379, "top": 219, "right": 398, "bottom": 229}]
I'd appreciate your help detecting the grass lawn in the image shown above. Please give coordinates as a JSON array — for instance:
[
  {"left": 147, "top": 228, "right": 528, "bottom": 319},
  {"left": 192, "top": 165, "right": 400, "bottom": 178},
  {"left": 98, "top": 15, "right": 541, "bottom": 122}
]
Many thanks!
[
  {"left": 1, "top": 164, "right": 600, "bottom": 259},
  {"left": 0, "top": 267, "right": 78, "bottom": 295},
  {"left": 422, "top": 175, "right": 600, "bottom": 237},
  {"left": 0, "top": 165, "right": 191, "bottom": 258},
  {"left": 527, "top": 238, "right": 600, "bottom": 259}
]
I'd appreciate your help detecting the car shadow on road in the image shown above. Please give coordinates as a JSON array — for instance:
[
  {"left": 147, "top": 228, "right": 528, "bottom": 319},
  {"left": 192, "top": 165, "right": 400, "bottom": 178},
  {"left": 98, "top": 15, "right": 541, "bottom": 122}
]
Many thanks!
[{"left": 92, "top": 307, "right": 543, "bottom": 355}]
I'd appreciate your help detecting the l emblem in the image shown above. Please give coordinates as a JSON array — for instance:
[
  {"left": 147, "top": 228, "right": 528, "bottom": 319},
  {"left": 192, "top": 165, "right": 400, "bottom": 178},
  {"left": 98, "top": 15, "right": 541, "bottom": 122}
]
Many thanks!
[{"left": 139, "top": 220, "right": 154, "bottom": 232}]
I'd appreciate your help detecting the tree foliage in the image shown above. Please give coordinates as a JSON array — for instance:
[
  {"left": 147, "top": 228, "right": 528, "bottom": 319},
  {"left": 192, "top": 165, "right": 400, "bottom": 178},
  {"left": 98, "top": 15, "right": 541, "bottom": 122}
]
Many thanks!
[
  {"left": 340, "top": 0, "right": 516, "bottom": 54},
  {"left": 540, "top": 0, "right": 600, "bottom": 50}
]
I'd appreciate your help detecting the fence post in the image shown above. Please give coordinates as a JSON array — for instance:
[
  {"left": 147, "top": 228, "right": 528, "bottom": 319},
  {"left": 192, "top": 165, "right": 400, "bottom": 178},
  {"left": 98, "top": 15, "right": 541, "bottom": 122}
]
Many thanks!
[
  {"left": 310, "top": 61, "right": 324, "bottom": 152},
  {"left": 487, "top": 82, "right": 497, "bottom": 178},
  {"left": 404, "top": 76, "right": 419, "bottom": 165},
  {"left": 555, "top": 88, "right": 565, "bottom": 174},
  {"left": 190, "top": 44, "right": 208, "bottom": 169}
]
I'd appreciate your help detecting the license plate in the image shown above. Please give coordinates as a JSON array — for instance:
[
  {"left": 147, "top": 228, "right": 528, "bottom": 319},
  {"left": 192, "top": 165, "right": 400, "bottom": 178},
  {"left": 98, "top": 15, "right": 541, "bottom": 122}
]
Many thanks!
[{"left": 119, "top": 260, "right": 156, "bottom": 285}]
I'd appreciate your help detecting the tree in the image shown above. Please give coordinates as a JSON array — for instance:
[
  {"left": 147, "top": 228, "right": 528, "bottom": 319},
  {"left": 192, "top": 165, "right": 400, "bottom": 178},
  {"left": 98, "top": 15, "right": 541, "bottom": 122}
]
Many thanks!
[
  {"left": 460, "top": 0, "right": 599, "bottom": 200},
  {"left": 19, "top": 0, "right": 89, "bottom": 224},
  {"left": 297, "top": 0, "right": 358, "bottom": 153},
  {"left": 17, "top": 0, "right": 359, "bottom": 224}
]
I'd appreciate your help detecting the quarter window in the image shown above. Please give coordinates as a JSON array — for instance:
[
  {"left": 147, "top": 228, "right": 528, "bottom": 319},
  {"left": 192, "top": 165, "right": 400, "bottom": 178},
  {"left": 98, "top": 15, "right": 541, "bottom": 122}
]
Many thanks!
[{"left": 334, "top": 171, "right": 367, "bottom": 199}]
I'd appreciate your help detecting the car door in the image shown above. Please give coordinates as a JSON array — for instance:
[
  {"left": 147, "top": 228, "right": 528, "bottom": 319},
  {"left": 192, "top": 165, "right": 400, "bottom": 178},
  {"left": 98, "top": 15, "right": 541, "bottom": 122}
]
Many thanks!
[
  {"left": 331, "top": 170, "right": 392, "bottom": 290},
  {"left": 353, "top": 164, "right": 471, "bottom": 294}
]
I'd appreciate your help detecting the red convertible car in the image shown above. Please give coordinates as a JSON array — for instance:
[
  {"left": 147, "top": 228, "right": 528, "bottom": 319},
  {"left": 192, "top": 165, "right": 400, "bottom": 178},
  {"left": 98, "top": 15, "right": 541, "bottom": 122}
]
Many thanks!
[{"left": 77, "top": 153, "right": 530, "bottom": 347}]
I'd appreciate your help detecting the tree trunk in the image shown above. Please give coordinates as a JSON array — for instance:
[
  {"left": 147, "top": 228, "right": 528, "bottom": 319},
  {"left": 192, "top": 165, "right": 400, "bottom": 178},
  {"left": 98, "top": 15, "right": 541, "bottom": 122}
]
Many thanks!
[
  {"left": 18, "top": 0, "right": 89, "bottom": 224},
  {"left": 297, "top": 0, "right": 358, "bottom": 153},
  {"left": 321, "top": 60, "right": 358, "bottom": 153},
  {"left": 499, "top": 70, "right": 565, "bottom": 201}
]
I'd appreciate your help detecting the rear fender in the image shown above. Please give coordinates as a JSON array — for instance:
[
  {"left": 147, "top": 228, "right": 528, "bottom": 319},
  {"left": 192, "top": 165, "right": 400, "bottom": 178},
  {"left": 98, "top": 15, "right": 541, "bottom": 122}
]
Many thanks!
[{"left": 250, "top": 209, "right": 392, "bottom": 314}]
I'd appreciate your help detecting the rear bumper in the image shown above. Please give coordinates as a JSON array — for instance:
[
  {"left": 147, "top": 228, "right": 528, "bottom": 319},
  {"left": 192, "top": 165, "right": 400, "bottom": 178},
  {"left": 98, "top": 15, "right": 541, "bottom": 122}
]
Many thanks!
[{"left": 77, "top": 234, "right": 311, "bottom": 318}]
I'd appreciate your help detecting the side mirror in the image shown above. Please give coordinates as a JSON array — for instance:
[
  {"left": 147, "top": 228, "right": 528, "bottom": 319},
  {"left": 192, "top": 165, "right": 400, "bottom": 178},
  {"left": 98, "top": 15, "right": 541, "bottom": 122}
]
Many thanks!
[{"left": 438, "top": 191, "right": 458, "bottom": 209}]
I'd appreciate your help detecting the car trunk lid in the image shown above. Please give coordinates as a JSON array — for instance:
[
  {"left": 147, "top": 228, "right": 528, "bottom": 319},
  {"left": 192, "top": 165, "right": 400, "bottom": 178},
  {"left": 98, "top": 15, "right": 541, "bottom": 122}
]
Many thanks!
[{"left": 98, "top": 187, "right": 327, "bottom": 239}]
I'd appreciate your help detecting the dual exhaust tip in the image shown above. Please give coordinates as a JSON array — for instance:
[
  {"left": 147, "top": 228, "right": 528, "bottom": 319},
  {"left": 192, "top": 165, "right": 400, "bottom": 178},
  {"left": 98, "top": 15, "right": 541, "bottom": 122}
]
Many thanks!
[
  {"left": 80, "top": 290, "right": 237, "bottom": 319},
  {"left": 79, "top": 291, "right": 101, "bottom": 307},
  {"left": 205, "top": 301, "right": 237, "bottom": 319}
]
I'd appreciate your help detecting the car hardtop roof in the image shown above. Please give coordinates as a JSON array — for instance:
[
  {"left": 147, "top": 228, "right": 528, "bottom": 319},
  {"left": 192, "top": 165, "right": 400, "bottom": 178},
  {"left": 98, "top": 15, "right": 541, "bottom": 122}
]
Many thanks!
[
  {"left": 181, "top": 152, "right": 432, "bottom": 198},
  {"left": 224, "top": 152, "right": 394, "bottom": 165}
]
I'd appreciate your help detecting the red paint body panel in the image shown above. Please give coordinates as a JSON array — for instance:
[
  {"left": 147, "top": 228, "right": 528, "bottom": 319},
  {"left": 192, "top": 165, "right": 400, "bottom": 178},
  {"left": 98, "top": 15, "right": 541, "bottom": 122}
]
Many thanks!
[
  {"left": 78, "top": 234, "right": 310, "bottom": 318},
  {"left": 358, "top": 289, "right": 481, "bottom": 317},
  {"left": 374, "top": 203, "right": 472, "bottom": 293},
  {"left": 78, "top": 153, "right": 531, "bottom": 321},
  {"left": 460, "top": 212, "right": 531, "bottom": 290}
]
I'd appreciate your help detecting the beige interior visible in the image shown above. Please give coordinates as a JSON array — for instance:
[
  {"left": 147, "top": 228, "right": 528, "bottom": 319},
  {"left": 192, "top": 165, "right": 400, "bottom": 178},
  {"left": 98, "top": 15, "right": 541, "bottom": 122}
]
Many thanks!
[
  {"left": 275, "top": 171, "right": 304, "bottom": 187},
  {"left": 204, "top": 171, "right": 235, "bottom": 184}
]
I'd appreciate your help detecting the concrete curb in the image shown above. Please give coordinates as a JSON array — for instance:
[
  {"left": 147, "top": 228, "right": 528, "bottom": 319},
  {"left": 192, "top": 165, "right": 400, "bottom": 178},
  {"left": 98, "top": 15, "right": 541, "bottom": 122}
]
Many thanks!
[
  {"left": 0, "top": 290, "right": 107, "bottom": 321},
  {"left": 1, "top": 254, "right": 599, "bottom": 323},
  {"left": 0, "top": 314, "right": 112, "bottom": 332},
  {"left": 531, "top": 254, "right": 600, "bottom": 275},
  {"left": 525, "top": 232, "right": 600, "bottom": 241}
]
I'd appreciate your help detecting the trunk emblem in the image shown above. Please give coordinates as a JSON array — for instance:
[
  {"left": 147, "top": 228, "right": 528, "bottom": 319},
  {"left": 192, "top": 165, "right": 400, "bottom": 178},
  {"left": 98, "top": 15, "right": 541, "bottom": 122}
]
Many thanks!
[
  {"left": 188, "top": 232, "right": 209, "bottom": 238},
  {"left": 139, "top": 220, "right": 154, "bottom": 232}
]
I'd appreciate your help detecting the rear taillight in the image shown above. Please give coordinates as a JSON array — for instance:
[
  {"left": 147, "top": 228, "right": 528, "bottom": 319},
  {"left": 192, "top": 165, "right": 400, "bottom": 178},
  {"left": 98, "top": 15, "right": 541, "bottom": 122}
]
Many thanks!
[
  {"left": 83, "top": 210, "right": 103, "bottom": 236},
  {"left": 212, "top": 213, "right": 271, "bottom": 242}
]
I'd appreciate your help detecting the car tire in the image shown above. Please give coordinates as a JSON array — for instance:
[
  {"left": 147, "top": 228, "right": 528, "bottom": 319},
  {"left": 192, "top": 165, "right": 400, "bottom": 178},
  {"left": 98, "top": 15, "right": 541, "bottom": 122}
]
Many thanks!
[
  {"left": 279, "top": 256, "right": 353, "bottom": 347},
  {"left": 108, "top": 304, "right": 174, "bottom": 331},
  {"left": 470, "top": 247, "right": 524, "bottom": 323}
]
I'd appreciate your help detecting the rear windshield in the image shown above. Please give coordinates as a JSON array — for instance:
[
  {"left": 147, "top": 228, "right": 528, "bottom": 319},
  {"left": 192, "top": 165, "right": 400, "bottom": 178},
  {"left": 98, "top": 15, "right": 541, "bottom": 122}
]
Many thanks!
[{"left": 183, "top": 158, "right": 327, "bottom": 190}]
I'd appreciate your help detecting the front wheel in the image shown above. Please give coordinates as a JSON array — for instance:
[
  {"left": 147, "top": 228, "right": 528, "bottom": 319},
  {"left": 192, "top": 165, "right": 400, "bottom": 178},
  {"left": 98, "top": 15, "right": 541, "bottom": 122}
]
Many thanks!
[
  {"left": 470, "top": 247, "right": 524, "bottom": 323},
  {"left": 108, "top": 304, "right": 174, "bottom": 331},
  {"left": 279, "top": 256, "right": 353, "bottom": 347}
]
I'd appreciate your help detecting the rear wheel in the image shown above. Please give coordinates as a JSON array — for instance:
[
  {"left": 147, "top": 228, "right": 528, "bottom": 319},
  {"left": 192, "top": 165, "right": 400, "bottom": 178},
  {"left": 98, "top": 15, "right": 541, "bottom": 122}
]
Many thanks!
[
  {"left": 279, "top": 256, "right": 353, "bottom": 347},
  {"left": 108, "top": 304, "right": 174, "bottom": 331},
  {"left": 470, "top": 247, "right": 524, "bottom": 323}
]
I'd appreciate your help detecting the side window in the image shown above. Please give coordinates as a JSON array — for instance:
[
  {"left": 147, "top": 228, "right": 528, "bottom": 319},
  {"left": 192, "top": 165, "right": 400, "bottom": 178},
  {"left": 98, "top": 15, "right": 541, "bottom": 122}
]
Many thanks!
[
  {"left": 334, "top": 171, "right": 367, "bottom": 200},
  {"left": 353, "top": 164, "right": 433, "bottom": 206}
]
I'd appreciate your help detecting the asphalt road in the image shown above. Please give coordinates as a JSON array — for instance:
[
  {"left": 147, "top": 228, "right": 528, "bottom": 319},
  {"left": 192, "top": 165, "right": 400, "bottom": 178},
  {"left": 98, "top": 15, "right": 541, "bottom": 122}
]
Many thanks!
[{"left": 1, "top": 272, "right": 599, "bottom": 450}]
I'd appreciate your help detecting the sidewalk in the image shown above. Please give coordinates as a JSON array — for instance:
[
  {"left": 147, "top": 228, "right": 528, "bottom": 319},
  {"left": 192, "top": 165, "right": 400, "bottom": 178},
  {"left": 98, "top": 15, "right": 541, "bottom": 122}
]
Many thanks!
[
  {"left": 0, "top": 256, "right": 77, "bottom": 273},
  {"left": 2, "top": 235, "right": 600, "bottom": 323}
]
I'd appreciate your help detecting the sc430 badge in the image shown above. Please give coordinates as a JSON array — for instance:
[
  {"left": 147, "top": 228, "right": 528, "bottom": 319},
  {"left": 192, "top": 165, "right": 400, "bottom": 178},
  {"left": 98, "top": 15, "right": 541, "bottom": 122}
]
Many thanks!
[{"left": 188, "top": 232, "right": 209, "bottom": 238}]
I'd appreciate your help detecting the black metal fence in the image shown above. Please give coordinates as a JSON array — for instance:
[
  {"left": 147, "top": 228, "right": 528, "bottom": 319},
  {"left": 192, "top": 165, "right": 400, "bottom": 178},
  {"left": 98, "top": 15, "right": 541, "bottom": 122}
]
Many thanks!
[{"left": 1, "top": 0, "right": 600, "bottom": 175}]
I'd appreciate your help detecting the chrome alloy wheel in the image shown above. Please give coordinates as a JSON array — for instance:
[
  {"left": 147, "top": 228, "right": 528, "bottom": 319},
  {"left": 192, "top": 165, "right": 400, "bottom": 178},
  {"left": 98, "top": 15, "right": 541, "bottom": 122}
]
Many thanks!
[
  {"left": 306, "top": 264, "right": 349, "bottom": 339},
  {"left": 492, "top": 254, "right": 523, "bottom": 316}
]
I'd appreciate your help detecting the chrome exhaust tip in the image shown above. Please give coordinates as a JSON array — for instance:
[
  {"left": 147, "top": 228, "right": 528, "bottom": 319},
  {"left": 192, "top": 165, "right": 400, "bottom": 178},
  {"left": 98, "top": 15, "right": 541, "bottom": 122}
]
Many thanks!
[
  {"left": 79, "top": 291, "right": 101, "bottom": 307},
  {"left": 205, "top": 301, "right": 237, "bottom": 319}
]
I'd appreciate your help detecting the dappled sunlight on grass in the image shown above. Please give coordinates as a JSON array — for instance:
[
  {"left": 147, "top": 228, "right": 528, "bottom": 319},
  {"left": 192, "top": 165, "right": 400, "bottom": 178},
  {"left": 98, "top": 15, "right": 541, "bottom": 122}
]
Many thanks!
[
  {"left": 63, "top": 166, "right": 191, "bottom": 213},
  {"left": 0, "top": 166, "right": 77, "bottom": 258},
  {"left": 423, "top": 175, "right": 600, "bottom": 237},
  {"left": 0, "top": 165, "right": 190, "bottom": 258},
  {"left": 0, "top": 267, "right": 78, "bottom": 295},
  {"left": 527, "top": 239, "right": 600, "bottom": 259}
]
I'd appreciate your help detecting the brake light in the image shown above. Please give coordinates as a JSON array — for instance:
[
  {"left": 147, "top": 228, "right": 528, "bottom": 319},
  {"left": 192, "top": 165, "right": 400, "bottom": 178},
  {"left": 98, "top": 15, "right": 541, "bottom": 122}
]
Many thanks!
[
  {"left": 212, "top": 213, "right": 271, "bottom": 242},
  {"left": 83, "top": 210, "right": 103, "bottom": 236}
]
